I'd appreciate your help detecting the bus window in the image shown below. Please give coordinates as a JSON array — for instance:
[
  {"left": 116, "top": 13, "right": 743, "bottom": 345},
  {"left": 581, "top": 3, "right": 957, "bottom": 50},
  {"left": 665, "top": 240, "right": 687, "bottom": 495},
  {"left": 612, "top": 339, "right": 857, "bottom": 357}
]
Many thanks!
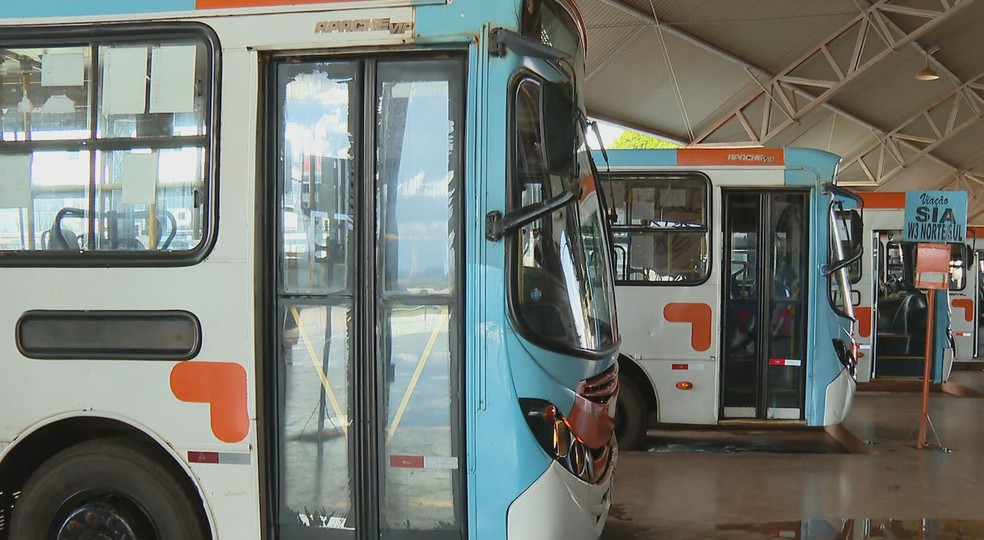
[
  {"left": 831, "top": 208, "right": 863, "bottom": 285},
  {"left": 609, "top": 173, "right": 709, "bottom": 284},
  {"left": 0, "top": 30, "right": 214, "bottom": 259},
  {"left": 949, "top": 243, "right": 968, "bottom": 290},
  {"left": 879, "top": 238, "right": 967, "bottom": 291},
  {"left": 280, "top": 62, "right": 356, "bottom": 295}
]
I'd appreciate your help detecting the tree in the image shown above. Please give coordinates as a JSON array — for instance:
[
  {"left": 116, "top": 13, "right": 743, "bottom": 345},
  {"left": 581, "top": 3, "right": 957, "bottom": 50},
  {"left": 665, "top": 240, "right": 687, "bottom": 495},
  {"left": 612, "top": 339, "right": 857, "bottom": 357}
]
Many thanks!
[{"left": 611, "top": 130, "right": 681, "bottom": 150}]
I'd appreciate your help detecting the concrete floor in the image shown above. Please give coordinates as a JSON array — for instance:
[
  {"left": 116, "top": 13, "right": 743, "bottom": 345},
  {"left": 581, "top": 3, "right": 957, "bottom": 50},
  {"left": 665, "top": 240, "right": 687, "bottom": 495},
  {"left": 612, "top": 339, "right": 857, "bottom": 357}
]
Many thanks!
[{"left": 602, "top": 368, "right": 984, "bottom": 539}]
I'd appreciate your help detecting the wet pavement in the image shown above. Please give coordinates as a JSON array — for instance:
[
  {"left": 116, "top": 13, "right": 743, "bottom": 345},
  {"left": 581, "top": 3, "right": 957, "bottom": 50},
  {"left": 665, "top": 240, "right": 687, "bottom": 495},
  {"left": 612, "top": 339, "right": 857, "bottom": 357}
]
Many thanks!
[{"left": 602, "top": 369, "right": 984, "bottom": 539}]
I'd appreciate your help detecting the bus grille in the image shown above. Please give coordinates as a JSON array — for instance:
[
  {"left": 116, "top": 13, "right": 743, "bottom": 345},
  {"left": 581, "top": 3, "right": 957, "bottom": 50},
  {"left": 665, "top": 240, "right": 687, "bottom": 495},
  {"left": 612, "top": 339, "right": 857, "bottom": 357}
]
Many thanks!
[{"left": 579, "top": 362, "right": 618, "bottom": 405}]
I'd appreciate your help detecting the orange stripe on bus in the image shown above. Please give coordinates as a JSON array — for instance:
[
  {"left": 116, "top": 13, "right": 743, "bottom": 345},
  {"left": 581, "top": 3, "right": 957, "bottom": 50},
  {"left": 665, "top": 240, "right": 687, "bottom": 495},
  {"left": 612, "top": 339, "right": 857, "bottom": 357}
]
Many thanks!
[
  {"left": 857, "top": 192, "right": 905, "bottom": 209},
  {"left": 953, "top": 298, "right": 975, "bottom": 322},
  {"left": 855, "top": 306, "right": 872, "bottom": 338},
  {"left": 676, "top": 148, "right": 785, "bottom": 167},
  {"left": 663, "top": 303, "right": 712, "bottom": 352},
  {"left": 171, "top": 361, "right": 250, "bottom": 444},
  {"left": 197, "top": 0, "right": 349, "bottom": 9},
  {"left": 580, "top": 174, "right": 596, "bottom": 202}
]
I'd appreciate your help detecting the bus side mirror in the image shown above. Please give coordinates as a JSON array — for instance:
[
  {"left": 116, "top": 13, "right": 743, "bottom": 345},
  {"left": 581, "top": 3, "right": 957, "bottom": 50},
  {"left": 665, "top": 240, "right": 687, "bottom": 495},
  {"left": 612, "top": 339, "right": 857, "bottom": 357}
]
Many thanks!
[{"left": 541, "top": 81, "right": 575, "bottom": 177}]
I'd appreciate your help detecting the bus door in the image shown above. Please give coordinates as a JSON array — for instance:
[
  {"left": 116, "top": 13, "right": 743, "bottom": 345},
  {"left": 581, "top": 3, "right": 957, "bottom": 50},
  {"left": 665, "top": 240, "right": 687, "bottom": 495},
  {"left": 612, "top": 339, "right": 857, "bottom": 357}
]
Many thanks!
[
  {"left": 950, "top": 244, "right": 977, "bottom": 361},
  {"left": 270, "top": 55, "right": 464, "bottom": 539},
  {"left": 854, "top": 230, "right": 882, "bottom": 382},
  {"left": 721, "top": 191, "right": 809, "bottom": 420},
  {"left": 872, "top": 234, "right": 929, "bottom": 379},
  {"left": 872, "top": 236, "right": 925, "bottom": 378},
  {"left": 872, "top": 234, "right": 960, "bottom": 378},
  {"left": 978, "top": 250, "right": 984, "bottom": 358},
  {"left": 948, "top": 228, "right": 982, "bottom": 362}
]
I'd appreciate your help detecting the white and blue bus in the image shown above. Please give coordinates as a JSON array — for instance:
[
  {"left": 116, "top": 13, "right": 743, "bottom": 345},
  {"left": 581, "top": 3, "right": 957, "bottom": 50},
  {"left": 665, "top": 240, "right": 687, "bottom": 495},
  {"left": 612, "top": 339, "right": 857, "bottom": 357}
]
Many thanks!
[
  {"left": 594, "top": 148, "right": 861, "bottom": 449},
  {"left": 0, "top": 1, "right": 620, "bottom": 539},
  {"left": 853, "top": 192, "right": 958, "bottom": 383}
]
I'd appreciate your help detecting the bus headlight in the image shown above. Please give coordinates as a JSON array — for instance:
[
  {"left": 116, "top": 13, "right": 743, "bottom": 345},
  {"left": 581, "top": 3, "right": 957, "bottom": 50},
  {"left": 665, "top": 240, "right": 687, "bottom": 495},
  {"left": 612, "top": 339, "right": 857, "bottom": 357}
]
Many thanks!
[
  {"left": 521, "top": 399, "right": 596, "bottom": 481},
  {"left": 518, "top": 364, "right": 617, "bottom": 484}
]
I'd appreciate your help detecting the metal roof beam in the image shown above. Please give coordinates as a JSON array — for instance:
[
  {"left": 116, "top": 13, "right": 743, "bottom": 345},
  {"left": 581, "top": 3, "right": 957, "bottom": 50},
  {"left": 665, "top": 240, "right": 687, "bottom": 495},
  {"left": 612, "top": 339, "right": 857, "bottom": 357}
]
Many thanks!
[
  {"left": 594, "top": 0, "right": 893, "bottom": 135},
  {"left": 930, "top": 152, "right": 984, "bottom": 191},
  {"left": 839, "top": 70, "right": 984, "bottom": 188},
  {"left": 584, "top": 25, "right": 649, "bottom": 82},
  {"left": 597, "top": 0, "right": 774, "bottom": 78},
  {"left": 593, "top": 0, "right": 968, "bottom": 181},
  {"left": 595, "top": 0, "right": 933, "bottom": 137},
  {"left": 688, "top": 0, "right": 971, "bottom": 145}
]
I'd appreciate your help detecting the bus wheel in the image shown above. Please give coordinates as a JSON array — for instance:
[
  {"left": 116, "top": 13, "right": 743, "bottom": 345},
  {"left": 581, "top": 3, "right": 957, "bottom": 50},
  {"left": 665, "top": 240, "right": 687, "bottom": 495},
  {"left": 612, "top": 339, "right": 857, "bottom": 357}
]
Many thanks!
[
  {"left": 615, "top": 375, "right": 648, "bottom": 451},
  {"left": 10, "top": 438, "right": 208, "bottom": 540}
]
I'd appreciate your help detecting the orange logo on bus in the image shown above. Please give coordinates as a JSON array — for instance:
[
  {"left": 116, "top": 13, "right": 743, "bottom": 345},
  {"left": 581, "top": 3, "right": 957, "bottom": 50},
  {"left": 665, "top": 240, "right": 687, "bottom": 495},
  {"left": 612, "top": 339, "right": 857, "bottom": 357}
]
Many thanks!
[
  {"left": 171, "top": 361, "right": 250, "bottom": 443},
  {"left": 855, "top": 306, "right": 872, "bottom": 338},
  {"left": 663, "top": 303, "right": 712, "bottom": 352},
  {"left": 677, "top": 148, "right": 785, "bottom": 167},
  {"left": 953, "top": 298, "right": 975, "bottom": 322}
]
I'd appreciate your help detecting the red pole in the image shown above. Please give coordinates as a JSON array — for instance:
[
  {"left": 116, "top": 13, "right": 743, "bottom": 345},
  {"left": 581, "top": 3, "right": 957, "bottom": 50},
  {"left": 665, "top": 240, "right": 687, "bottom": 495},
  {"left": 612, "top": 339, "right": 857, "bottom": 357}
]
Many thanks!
[{"left": 916, "top": 289, "right": 935, "bottom": 449}]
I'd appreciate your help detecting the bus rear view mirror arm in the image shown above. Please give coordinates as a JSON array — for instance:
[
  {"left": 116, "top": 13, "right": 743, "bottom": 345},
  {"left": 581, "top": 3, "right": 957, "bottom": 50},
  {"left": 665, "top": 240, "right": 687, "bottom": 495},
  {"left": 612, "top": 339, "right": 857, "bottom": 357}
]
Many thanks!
[
  {"left": 822, "top": 182, "right": 863, "bottom": 206},
  {"left": 489, "top": 27, "right": 568, "bottom": 61},
  {"left": 486, "top": 188, "right": 577, "bottom": 242}
]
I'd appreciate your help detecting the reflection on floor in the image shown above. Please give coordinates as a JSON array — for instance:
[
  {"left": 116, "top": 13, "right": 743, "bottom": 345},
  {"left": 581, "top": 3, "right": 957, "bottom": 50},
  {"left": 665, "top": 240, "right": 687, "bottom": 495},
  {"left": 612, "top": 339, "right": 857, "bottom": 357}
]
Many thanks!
[
  {"left": 607, "top": 518, "right": 984, "bottom": 539},
  {"left": 602, "top": 368, "right": 984, "bottom": 540},
  {"left": 644, "top": 428, "right": 847, "bottom": 455}
]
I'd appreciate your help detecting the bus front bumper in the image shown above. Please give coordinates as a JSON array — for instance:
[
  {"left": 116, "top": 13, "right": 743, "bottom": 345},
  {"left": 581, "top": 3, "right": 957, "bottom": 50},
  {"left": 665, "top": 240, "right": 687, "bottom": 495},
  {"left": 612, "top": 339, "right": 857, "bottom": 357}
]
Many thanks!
[{"left": 505, "top": 448, "right": 616, "bottom": 540}]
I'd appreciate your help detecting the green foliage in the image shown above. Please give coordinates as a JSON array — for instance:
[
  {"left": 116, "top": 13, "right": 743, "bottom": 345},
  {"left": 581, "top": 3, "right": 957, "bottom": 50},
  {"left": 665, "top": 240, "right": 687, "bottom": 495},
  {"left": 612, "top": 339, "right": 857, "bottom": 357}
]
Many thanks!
[{"left": 611, "top": 131, "right": 681, "bottom": 149}]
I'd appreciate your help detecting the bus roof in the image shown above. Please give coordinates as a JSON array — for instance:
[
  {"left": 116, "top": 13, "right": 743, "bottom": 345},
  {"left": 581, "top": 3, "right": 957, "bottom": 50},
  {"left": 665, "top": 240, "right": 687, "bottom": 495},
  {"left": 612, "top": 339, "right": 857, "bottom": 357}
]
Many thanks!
[
  {"left": 1, "top": 0, "right": 446, "bottom": 19},
  {"left": 596, "top": 147, "right": 841, "bottom": 171}
]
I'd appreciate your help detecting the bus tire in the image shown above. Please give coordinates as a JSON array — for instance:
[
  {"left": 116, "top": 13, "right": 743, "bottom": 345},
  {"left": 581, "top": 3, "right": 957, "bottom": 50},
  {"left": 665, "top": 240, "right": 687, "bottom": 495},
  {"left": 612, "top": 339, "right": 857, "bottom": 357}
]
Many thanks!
[
  {"left": 615, "top": 374, "right": 648, "bottom": 451},
  {"left": 10, "top": 438, "right": 209, "bottom": 540}
]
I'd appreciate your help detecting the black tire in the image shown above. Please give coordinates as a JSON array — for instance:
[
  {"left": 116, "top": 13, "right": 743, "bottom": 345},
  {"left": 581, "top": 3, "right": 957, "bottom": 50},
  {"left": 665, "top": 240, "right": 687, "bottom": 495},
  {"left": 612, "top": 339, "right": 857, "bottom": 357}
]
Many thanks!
[
  {"left": 615, "top": 373, "right": 649, "bottom": 451},
  {"left": 10, "top": 438, "right": 209, "bottom": 540}
]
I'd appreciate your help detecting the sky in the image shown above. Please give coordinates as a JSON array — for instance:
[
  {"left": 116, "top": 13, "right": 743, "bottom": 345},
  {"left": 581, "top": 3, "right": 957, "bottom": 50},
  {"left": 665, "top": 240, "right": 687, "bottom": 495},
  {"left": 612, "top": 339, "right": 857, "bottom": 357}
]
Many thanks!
[{"left": 589, "top": 119, "right": 625, "bottom": 149}]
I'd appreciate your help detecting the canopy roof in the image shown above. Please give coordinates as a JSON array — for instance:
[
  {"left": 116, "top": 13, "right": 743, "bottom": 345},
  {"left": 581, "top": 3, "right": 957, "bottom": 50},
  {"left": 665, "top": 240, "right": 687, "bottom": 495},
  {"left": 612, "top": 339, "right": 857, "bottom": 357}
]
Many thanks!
[{"left": 578, "top": 0, "right": 984, "bottom": 221}]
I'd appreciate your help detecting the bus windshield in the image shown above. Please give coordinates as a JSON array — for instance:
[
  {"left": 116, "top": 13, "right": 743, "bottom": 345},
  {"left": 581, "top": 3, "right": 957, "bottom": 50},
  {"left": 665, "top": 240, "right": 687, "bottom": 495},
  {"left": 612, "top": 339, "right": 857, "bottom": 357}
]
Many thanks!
[{"left": 511, "top": 79, "right": 616, "bottom": 356}]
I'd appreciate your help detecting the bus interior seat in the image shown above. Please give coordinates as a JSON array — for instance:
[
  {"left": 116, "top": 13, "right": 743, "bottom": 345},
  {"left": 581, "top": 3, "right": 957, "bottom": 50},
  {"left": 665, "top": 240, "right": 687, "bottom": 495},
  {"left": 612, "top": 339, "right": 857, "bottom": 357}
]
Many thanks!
[
  {"left": 878, "top": 290, "right": 928, "bottom": 354},
  {"left": 104, "top": 210, "right": 178, "bottom": 250},
  {"left": 104, "top": 211, "right": 144, "bottom": 250},
  {"left": 42, "top": 227, "right": 81, "bottom": 251},
  {"left": 44, "top": 207, "right": 86, "bottom": 250}
]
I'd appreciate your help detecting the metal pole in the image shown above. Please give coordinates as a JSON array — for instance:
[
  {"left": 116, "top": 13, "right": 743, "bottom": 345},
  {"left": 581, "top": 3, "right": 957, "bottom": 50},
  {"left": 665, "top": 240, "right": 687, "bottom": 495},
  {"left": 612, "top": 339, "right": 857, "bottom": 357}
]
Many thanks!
[{"left": 917, "top": 288, "right": 935, "bottom": 449}]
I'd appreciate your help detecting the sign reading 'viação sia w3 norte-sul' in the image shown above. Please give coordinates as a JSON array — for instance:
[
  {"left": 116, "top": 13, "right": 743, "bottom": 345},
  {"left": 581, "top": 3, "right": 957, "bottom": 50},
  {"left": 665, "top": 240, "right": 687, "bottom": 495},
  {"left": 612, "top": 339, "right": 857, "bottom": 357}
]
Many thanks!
[{"left": 903, "top": 190, "right": 968, "bottom": 243}]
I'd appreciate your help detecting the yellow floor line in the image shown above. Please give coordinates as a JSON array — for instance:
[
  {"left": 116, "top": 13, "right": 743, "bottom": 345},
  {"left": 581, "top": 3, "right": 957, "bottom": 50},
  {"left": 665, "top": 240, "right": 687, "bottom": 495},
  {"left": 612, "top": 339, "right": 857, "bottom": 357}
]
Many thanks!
[
  {"left": 387, "top": 307, "right": 448, "bottom": 444},
  {"left": 290, "top": 306, "right": 348, "bottom": 438}
]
